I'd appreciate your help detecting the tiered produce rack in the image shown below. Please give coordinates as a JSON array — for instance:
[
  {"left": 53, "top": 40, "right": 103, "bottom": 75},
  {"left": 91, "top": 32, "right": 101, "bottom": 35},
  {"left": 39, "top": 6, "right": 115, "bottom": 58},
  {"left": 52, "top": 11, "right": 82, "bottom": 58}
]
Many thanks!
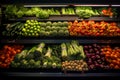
[{"left": 0, "top": 0, "right": 120, "bottom": 79}]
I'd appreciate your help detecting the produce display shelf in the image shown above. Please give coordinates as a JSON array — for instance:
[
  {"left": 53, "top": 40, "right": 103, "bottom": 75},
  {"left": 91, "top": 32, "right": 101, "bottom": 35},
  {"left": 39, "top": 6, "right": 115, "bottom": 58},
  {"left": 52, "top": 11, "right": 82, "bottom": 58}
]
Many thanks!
[
  {"left": 1, "top": 39, "right": 120, "bottom": 44},
  {"left": 6, "top": 17, "right": 120, "bottom": 22},
  {"left": 1, "top": 72, "right": 120, "bottom": 77}
]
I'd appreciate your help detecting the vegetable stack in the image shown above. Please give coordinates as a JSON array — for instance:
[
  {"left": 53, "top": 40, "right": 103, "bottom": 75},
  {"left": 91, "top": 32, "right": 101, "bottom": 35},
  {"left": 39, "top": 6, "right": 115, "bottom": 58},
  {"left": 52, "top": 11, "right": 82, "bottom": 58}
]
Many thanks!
[
  {"left": 84, "top": 44, "right": 109, "bottom": 70},
  {"left": 101, "top": 46, "right": 120, "bottom": 69},
  {"left": 0, "top": 45, "right": 24, "bottom": 68},
  {"left": 11, "top": 42, "right": 61, "bottom": 69},
  {"left": 61, "top": 40, "right": 87, "bottom": 72}
]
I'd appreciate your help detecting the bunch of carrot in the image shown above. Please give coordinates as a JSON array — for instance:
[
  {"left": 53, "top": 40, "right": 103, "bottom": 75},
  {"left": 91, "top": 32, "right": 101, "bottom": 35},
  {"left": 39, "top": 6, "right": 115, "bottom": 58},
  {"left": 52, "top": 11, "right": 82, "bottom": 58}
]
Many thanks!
[
  {"left": 0, "top": 45, "right": 24, "bottom": 68},
  {"left": 101, "top": 45, "right": 120, "bottom": 69}
]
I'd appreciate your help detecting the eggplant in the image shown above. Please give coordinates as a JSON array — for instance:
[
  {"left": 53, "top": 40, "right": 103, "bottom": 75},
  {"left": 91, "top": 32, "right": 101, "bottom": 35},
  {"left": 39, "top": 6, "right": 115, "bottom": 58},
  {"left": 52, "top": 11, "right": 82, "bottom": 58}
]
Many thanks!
[
  {"left": 86, "top": 53, "right": 92, "bottom": 57},
  {"left": 84, "top": 50, "right": 88, "bottom": 54},
  {"left": 96, "top": 54, "right": 101, "bottom": 59},
  {"left": 84, "top": 45, "right": 88, "bottom": 49},
  {"left": 93, "top": 44, "right": 97, "bottom": 47},
  {"left": 94, "top": 48, "right": 98, "bottom": 52},
  {"left": 97, "top": 45, "right": 101, "bottom": 49},
  {"left": 97, "top": 59, "right": 102, "bottom": 64},
  {"left": 96, "top": 51, "right": 100, "bottom": 54},
  {"left": 89, "top": 49, "right": 94, "bottom": 53},
  {"left": 88, "top": 45, "right": 92, "bottom": 48},
  {"left": 91, "top": 55, "right": 96, "bottom": 60}
]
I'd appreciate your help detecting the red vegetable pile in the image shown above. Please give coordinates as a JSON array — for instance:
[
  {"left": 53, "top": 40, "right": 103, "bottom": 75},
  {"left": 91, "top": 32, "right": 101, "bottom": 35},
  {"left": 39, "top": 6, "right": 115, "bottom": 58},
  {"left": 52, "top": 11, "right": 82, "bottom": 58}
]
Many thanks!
[
  {"left": 101, "top": 46, "right": 120, "bottom": 69},
  {"left": 84, "top": 44, "right": 109, "bottom": 70},
  {"left": 0, "top": 45, "right": 24, "bottom": 68},
  {"left": 68, "top": 20, "right": 120, "bottom": 36}
]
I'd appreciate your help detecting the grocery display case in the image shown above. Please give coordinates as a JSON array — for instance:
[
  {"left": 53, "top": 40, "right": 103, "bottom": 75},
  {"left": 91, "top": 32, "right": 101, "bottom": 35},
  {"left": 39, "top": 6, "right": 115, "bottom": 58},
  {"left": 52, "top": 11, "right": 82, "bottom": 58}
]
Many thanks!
[{"left": 0, "top": 0, "right": 120, "bottom": 79}]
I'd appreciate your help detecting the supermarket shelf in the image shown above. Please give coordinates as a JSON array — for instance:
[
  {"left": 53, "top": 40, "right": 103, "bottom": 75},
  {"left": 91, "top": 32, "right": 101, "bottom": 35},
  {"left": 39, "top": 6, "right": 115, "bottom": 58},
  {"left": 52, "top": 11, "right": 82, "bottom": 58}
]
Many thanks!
[
  {"left": 1, "top": 72, "right": 120, "bottom": 77},
  {"left": 5, "top": 16, "right": 120, "bottom": 22},
  {"left": 1, "top": 39, "right": 120, "bottom": 44}
]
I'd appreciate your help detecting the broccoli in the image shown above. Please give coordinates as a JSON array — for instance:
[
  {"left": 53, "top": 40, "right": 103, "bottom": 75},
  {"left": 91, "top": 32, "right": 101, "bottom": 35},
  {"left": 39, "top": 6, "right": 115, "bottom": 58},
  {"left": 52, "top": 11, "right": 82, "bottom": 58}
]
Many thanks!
[
  {"left": 29, "top": 59, "right": 35, "bottom": 65},
  {"left": 10, "top": 61, "right": 18, "bottom": 68},
  {"left": 52, "top": 56, "right": 61, "bottom": 63},
  {"left": 34, "top": 60, "right": 41, "bottom": 68},
  {"left": 25, "top": 53, "right": 34, "bottom": 60},
  {"left": 14, "top": 54, "right": 22, "bottom": 62},
  {"left": 20, "top": 59, "right": 28, "bottom": 68},
  {"left": 57, "top": 63, "right": 61, "bottom": 68}
]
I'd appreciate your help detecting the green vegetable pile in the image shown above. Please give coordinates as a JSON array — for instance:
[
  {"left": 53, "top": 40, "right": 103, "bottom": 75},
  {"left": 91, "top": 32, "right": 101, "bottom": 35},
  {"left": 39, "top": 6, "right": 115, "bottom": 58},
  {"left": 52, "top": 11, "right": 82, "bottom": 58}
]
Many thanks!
[
  {"left": 10, "top": 40, "right": 86, "bottom": 69},
  {"left": 2, "top": 22, "right": 24, "bottom": 37},
  {"left": 10, "top": 42, "right": 61, "bottom": 69},
  {"left": 61, "top": 40, "right": 88, "bottom": 72},
  {"left": 2, "top": 20, "right": 69, "bottom": 37},
  {"left": 39, "top": 21, "right": 69, "bottom": 37},
  {"left": 61, "top": 8, "right": 75, "bottom": 15},
  {"left": 61, "top": 40, "right": 86, "bottom": 61},
  {"left": 75, "top": 6, "right": 98, "bottom": 18},
  {"left": 4, "top": 5, "right": 61, "bottom": 19},
  {"left": 21, "top": 20, "right": 41, "bottom": 37}
]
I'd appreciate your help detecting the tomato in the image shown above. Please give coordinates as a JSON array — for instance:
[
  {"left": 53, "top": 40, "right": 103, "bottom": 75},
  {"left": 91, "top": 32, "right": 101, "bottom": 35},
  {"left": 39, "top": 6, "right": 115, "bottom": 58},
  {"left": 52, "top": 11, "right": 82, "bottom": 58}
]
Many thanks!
[{"left": 102, "top": 9, "right": 107, "bottom": 14}]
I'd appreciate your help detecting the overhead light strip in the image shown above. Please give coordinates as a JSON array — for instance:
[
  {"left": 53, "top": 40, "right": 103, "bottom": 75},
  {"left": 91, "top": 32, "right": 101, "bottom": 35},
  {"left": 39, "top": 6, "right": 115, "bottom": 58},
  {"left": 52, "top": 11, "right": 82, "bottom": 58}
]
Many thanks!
[
  {"left": 24, "top": 5, "right": 68, "bottom": 7},
  {"left": 24, "top": 4, "right": 120, "bottom": 7}
]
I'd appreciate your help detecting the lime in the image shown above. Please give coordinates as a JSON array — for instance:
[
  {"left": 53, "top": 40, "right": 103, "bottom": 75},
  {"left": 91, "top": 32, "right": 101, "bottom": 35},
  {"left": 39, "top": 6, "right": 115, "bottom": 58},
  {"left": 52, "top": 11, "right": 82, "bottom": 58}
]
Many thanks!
[
  {"left": 32, "top": 33, "right": 35, "bottom": 36},
  {"left": 30, "top": 26, "right": 33, "bottom": 29},
  {"left": 30, "top": 30, "right": 33, "bottom": 33},
  {"left": 35, "top": 33, "right": 39, "bottom": 36},
  {"left": 26, "top": 20, "right": 30, "bottom": 23},
  {"left": 33, "top": 26, "right": 36, "bottom": 28},
  {"left": 34, "top": 27, "right": 37, "bottom": 31},
  {"left": 22, "top": 28, "right": 26, "bottom": 32},
  {"left": 31, "top": 20, "right": 34, "bottom": 22},
  {"left": 28, "top": 33, "right": 31, "bottom": 36},
  {"left": 34, "top": 20, "right": 38, "bottom": 23},
  {"left": 30, "top": 23, "right": 34, "bottom": 26},
  {"left": 24, "top": 23, "right": 28, "bottom": 27},
  {"left": 35, "top": 22, "right": 39, "bottom": 25},
  {"left": 24, "top": 33, "right": 27, "bottom": 36},
  {"left": 27, "top": 29, "right": 30, "bottom": 32},
  {"left": 37, "top": 29, "right": 41, "bottom": 32}
]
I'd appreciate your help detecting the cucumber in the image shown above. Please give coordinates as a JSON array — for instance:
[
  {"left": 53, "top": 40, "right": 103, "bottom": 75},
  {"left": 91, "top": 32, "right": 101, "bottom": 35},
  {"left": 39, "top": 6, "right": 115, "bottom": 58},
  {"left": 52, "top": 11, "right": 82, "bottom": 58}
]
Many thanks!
[{"left": 9, "top": 22, "right": 21, "bottom": 28}]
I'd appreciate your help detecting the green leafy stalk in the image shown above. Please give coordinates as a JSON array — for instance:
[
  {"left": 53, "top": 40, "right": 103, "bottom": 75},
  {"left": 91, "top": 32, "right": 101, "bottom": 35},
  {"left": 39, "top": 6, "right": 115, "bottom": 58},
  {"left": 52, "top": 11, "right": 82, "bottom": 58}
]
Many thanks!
[
  {"left": 79, "top": 45, "right": 86, "bottom": 59},
  {"left": 36, "top": 42, "right": 45, "bottom": 53},
  {"left": 61, "top": 43, "right": 68, "bottom": 58},
  {"left": 45, "top": 47, "right": 52, "bottom": 58}
]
